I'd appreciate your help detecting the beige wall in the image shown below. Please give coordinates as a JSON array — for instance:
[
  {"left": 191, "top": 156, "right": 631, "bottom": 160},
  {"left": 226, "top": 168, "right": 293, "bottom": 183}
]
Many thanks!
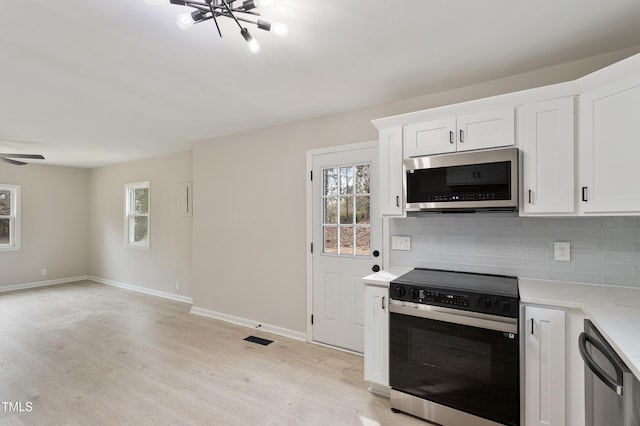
[
  {"left": 191, "top": 46, "right": 640, "bottom": 334},
  {"left": 88, "top": 150, "right": 192, "bottom": 297},
  {"left": 0, "top": 163, "right": 89, "bottom": 287}
]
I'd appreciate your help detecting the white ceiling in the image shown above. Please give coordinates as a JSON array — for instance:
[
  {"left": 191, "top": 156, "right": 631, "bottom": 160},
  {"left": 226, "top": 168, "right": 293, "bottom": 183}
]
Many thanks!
[{"left": 2, "top": 0, "right": 640, "bottom": 168}]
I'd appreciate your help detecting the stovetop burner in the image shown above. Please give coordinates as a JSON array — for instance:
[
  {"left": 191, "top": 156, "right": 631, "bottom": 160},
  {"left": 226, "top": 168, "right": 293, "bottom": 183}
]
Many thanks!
[{"left": 390, "top": 268, "right": 519, "bottom": 318}]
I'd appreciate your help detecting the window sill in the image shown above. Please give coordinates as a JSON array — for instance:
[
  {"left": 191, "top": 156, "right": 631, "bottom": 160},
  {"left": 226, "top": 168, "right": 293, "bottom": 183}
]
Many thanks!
[{"left": 0, "top": 246, "right": 21, "bottom": 252}]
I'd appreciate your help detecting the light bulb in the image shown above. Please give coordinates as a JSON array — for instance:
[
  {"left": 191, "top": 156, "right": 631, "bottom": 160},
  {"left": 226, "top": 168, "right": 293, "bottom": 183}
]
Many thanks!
[
  {"left": 176, "top": 13, "right": 194, "bottom": 30},
  {"left": 241, "top": 28, "right": 261, "bottom": 53},
  {"left": 270, "top": 22, "right": 288, "bottom": 37},
  {"left": 247, "top": 38, "right": 261, "bottom": 53},
  {"left": 145, "top": 0, "right": 170, "bottom": 4}
]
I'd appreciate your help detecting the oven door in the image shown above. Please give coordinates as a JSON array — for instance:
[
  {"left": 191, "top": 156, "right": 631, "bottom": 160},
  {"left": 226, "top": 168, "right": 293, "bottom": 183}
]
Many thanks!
[{"left": 390, "top": 301, "right": 519, "bottom": 426}]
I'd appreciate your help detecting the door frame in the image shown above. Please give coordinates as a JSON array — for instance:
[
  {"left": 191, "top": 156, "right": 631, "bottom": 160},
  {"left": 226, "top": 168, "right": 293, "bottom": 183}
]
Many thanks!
[{"left": 305, "top": 140, "right": 379, "bottom": 344}]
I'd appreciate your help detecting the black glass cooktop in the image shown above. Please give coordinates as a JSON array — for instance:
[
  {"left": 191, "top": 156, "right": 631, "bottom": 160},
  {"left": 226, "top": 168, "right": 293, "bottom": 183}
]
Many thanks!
[{"left": 393, "top": 268, "right": 519, "bottom": 298}]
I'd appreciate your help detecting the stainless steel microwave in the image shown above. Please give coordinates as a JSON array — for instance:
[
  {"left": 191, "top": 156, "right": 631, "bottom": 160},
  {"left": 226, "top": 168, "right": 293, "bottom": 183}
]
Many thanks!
[{"left": 404, "top": 147, "right": 519, "bottom": 212}]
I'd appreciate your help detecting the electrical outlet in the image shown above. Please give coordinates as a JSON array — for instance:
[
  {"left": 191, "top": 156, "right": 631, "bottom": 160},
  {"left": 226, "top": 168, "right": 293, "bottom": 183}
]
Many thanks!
[
  {"left": 41, "top": 269, "right": 47, "bottom": 276},
  {"left": 175, "top": 281, "right": 181, "bottom": 290},
  {"left": 554, "top": 242, "right": 571, "bottom": 262},
  {"left": 391, "top": 235, "right": 411, "bottom": 251}
]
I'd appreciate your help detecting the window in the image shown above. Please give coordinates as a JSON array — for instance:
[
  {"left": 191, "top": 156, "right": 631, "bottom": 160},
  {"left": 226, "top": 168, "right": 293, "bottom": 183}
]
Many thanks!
[
  {"left": 322, "top": 164, "right": 370, "bottom": 256},
  {"left": 0, "top": 184, "right": 20, "bottom": 251},
  {"left": 125, "top": 182, "right": 150, "bottom": 249}
]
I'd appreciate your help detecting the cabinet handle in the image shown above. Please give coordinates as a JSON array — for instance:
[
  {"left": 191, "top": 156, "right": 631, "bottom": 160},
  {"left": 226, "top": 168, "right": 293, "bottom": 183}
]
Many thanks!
[
  {"left": 582, "top": 187, "right": 588, "bottom": 202},
  {"left": 449, "top": 131, "right": 454, "bottom": 144},
  {"left": 396, "top": 195, "right": 400, "bottom": 207},
  {"left": 459, "top": 129, "right": 464, "bottom": 143},
  {"left": 382, "top": 297, "right": 385, "bottom": 310},
  {"left": 528, "top": 189, "right": 533, "bottom": 204},
  {"left": 530, "top": 318, "right": 534, "bottom": 335}
]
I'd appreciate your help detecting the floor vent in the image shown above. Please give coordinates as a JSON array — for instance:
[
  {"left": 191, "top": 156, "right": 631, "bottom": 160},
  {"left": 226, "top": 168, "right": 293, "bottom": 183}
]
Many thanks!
[{"left": 244, "top": 336, "right": 273, "bottom": 346}]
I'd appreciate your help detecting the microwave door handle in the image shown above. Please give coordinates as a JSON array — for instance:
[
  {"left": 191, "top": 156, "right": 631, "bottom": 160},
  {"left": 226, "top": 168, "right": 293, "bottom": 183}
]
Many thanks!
[{"left": 578, "top": 332, "right": 624, "bottom": 395}]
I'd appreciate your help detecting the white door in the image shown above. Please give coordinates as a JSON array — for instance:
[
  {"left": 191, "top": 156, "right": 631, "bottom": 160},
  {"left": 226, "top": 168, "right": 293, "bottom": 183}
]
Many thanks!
[{"left": 311, "top": 145, "right": 380, "bottom": 353}]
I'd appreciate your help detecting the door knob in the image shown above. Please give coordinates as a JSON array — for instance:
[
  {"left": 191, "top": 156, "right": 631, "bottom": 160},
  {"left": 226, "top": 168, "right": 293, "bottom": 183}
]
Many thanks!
[
  {"left": 372, "top": 250, "right": 380, "bottom": 258},
  {"left": 372, "top": 265, "right": 380, "bottom": 272}
]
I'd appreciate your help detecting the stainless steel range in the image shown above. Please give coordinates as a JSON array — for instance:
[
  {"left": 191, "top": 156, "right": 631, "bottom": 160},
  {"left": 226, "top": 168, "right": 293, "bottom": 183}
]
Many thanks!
[{"left": 389, "top": 268, "right": 520, "bottom": 426}]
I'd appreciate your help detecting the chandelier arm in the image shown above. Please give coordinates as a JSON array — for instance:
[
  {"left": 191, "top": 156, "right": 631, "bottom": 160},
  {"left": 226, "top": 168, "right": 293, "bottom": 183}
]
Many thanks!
[
  {"left": 208, "top": 3, "right": 224, "bottom": 37},
  {"left": 219, "top": 0, "right": 245, "bottom": 31}
]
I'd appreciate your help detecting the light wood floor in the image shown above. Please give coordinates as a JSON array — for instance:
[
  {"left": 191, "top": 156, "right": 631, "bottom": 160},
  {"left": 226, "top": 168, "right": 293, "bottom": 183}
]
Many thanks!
[{"left": 0, "top": 281, "right": 425, "bottom": 425}]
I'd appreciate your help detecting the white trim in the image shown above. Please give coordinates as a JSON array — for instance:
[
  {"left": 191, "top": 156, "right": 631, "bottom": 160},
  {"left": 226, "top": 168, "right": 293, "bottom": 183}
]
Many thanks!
[
  {"left": 305, "top": 141, "right": 378, "bottom": 344},
  {"left": 190, "top": 306, "right": 307, "bottom": 342},
  {"left": 89, "top": 275, "right": 193, "bottom": 304},
  {"left": 0, "top": 276, "right": 90, "bottom": 293}
]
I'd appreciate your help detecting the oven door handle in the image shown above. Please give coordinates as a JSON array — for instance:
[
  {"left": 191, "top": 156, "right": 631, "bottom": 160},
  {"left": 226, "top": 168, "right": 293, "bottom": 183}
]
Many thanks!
[{"left": 389, "top": 300, "right": 517, "bottom": 334}]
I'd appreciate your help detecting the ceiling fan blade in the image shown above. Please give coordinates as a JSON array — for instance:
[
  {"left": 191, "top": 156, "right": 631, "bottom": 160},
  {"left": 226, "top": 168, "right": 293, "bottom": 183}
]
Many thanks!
[
  {"left": 1, "top": 157, "right": 27, "bottom": 166},
  {"left": 0, "top": 153, "right": 45, "bottom": 160}
]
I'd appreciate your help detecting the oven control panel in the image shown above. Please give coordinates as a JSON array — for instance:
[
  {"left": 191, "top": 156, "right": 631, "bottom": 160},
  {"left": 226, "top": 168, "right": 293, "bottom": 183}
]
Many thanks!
[{"left": 390, "top": 283, "right": 519, "bottom": 317}]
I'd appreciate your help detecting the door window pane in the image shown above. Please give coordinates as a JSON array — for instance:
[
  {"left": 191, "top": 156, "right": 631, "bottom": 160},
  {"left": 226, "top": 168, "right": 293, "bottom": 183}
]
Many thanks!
[
  {"left": 356, "top": 196, "right": 370, "bottom": 224},
  {"left": 324, "top": 226, "right": 337, "bottom": 254},
  {"left": 339, "top": 166, "right": 354, "bottom": 195},
  {"left": 339, "top": 197, "right": 354, "bottom": 224},
  {"left": 355, "top": 227, "right": 370, "bottom": 256},
  {"left": 323, "top": 168, "right": 338, "bottom": 196},
  {"left": 324, "top": 197, "right": 337, "bottom": 224},
  {"left": 355, "top": 165, "right": 370, "bottom": 194},
  {"left": 339, "top": 226, "right": 354, "bottom": 255},
  {"left": 321, "top": 163, "right": 371, "bottom": 257}
]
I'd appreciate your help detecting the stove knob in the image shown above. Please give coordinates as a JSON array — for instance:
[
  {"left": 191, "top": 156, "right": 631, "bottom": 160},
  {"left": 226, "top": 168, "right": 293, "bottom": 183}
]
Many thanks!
[
  {"left": 411, "top": 288, "right": 420, "bottom": 300},
  {"left": 477, "top": 297, "right": 492, "bottom": 309},
  {"left": 394, "top": 286, "right": 406, "bottom": 298},
  {"left": 499, "top": 299, "right": 510, "bottom": 312}
]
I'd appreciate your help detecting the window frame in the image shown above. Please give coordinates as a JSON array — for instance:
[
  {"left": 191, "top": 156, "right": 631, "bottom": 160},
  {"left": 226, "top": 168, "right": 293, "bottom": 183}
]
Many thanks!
[
  {"left": 124, "top": 181, "right": 150, "bottom": 249},
  {"left": 0, "top": 184, "right": 20, "bottom": 252}
]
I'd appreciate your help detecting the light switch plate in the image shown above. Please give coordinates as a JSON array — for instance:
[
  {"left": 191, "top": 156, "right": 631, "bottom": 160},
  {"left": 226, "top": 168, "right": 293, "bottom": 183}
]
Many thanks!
[
  {"left": 554, "top": 242, "right": 571, "bottom": 262},
  {"left": 392, "top": 235, "right": 411, "bottom": 251}
]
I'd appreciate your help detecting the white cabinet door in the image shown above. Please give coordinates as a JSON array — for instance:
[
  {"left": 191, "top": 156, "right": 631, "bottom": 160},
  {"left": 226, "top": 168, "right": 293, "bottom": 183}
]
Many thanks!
[
  {"left": 364, "top": 284, "right": 388, "bottom": 387},
  {"left": 579, "top": 73, "right": 640, "bottom": 214},
  {"left": 525, "top": 306, "right": 566, "bottom": 426},
  {"left": 456, "top": 108, "right": 515, "bottom": 152},
  {"left": 404, "top": 118, "right": 456, "bottom": 157},
  {"left": 522, "top": 98, "right": 575, "bottom": 214},
  {"left": 379, "top": 126, "right": 404, "bottom": 216}
]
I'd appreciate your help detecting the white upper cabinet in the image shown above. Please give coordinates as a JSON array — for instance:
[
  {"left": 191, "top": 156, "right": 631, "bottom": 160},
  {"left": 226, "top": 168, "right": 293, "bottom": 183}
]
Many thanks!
[
  {"left": 403, "top": 108, "right": 515, "bottom": 158},
  {"left": 456, "top": 108, "right": 515, "bottom": 152},
  {"left": 521, "top": 97, "right": 575, "bottom": 215},
  {"left": 378, "top": 126, "right": 404, "bottom": 216},
  {"left": 579, "top": 72, "right": 640, "bottom": 215},
  {"left": 404, "top": 118, "right": 456, "bottom": 157}
]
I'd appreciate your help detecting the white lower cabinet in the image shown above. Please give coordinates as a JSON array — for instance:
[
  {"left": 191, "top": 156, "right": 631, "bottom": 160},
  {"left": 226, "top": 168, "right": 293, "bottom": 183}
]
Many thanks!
[
  {"left": 525, "top": 306, "right": 566, "bottom": 425},
  {"left": 363, "top": 283, "right": 388, "bottom": 392}
]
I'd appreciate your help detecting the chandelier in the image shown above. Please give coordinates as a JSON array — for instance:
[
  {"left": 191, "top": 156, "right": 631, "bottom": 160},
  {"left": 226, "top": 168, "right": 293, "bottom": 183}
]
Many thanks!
[{"left": 145, "top": 0, "right": 288, "bottom": 53}]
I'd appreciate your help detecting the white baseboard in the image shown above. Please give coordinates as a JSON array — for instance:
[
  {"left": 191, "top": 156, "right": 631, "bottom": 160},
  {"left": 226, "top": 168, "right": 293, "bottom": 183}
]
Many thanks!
[
  {"left": 0, "top": 276, "right": 90, "bottom": 293},
  {"left": 88, "top": 276, "right": 193, "bottom": 304},
  {"left": 190, "top": 306, "right": 307, "bottom": 342}
]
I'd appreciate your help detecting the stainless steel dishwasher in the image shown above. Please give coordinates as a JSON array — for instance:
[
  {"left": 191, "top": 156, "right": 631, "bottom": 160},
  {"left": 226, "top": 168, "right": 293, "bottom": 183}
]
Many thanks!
[{"left": 578, "top": 319, "right": 640, "bottom": 426}]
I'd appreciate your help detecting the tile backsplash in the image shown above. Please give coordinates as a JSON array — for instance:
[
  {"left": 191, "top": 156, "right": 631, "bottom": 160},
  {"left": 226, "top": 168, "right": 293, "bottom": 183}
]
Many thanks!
[{"left": 389, "top": 214, "right": 640, "bottom": 288}]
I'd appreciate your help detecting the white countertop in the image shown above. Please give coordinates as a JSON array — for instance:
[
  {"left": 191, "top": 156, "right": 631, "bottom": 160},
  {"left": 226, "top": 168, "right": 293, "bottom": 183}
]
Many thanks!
[
  {"left": 362, "top": 267, "right": 413, "bottom": 287},
  {"left": 519, "top": 278, "right": 640, "bottom": 380}
]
